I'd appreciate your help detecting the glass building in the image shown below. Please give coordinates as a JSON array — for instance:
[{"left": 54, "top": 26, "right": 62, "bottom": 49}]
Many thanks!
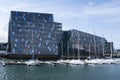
[
  {"left": 59, "top": 29, "right": 112, "bottom": 59},
  {"left": 8, "top": 11, "right": 62, "bottom": 56},
  {"left": 7, "top": 11, "right": 113, "bottom": 59}
]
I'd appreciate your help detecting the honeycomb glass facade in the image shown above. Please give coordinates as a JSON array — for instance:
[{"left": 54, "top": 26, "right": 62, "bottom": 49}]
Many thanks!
[
  {"left": 60, "top": 29, "right": 111, "bottom": 58},
  {"left": 8, "top": 11, "right": 62, "bottom": 55},
  {"left": 8, "top": 11, "right": 112, "bottom": 59}
]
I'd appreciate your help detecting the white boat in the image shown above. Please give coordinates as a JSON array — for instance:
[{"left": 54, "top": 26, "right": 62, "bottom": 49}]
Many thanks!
[
  {"left": 0, "top": 60, "right": 18, "bottom": 66},
  {"left": 85, "top": 33, "right": 110, "bottom": 65},
  {"left": 104, "top": 58, "right": 120, "bottom": 64},
  {"left": 55, "top": 59, "right": 70, "bottom": 65},
  {"left": 67, "top": 32, "right": 84, "bottom": 65},
  {"left": 25, "top": 30, "right": 40, "bottom": 66},
  {"left": 84, "top": 59, "right": 104, "bottom": 65},
  {"left": 54, "top": 41, "right": 71, "bottom": 65},
  {"left": 68, "top": 59, "right": 84, "bottom": 65},
  {"left": 113, "top": 58, "right": 120, "bottom": 63},
  {"left": 0, "top": 61, "right": 6, "bottom": 66},
  {"left": 56, "top": 59, "right": 84, "bottom": 65},
  {"left": 25, "top": 60, "right": 39, "bottom": 66}
]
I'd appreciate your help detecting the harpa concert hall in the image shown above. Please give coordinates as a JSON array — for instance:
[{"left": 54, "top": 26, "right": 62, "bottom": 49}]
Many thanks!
[{"left": 6, "top": 11, "right": 113, "bottom": 60}]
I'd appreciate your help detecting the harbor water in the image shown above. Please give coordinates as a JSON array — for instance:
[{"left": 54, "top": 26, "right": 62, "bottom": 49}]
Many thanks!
[{"left": 0, "top": 63, "right": 120, "bottom": 80}]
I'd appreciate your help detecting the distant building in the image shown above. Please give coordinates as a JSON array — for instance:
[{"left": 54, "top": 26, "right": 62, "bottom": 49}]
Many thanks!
[
  {"left": 0, "top": 43, "right": 7, "bottom": 50},
  {"left": 8, "top": 11, "right": 62, "bottom": 56},
  {"left": 0, "top": 43, "right": 7, "bottom": 54},
  {"left": 117, "top": 49, "right": 120, "bottom": 54}
]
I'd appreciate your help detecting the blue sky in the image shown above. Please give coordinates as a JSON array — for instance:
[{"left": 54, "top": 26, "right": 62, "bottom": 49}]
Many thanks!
[{"left": 0, "top": 0, "right": 120, "bottom": 49}]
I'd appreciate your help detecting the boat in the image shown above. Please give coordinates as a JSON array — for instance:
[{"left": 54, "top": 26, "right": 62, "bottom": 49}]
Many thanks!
[
  {"left": 25, "top": 59, "right": 40, "bottom": 66},
  {"left": 67, "top": 32, "right": 84, "bottom": 65},
  {"left": 25, "top": 30, "right": 39, "bottom": 66},
  {"left": 84, "top": 32, "right": 104, "bottom": 65},
  {"left": 68, "top": 59, "right": 84, "bottom": 65}
]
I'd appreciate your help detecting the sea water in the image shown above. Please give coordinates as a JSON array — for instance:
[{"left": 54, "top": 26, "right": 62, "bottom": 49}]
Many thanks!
[{"left": 0, "top": 63, "right": 120, "bottom": 80}]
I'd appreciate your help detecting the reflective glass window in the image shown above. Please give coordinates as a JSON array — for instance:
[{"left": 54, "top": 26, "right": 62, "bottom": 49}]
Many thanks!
[{"left": 12, "top": 32, "right": 15, "bottom": 35}]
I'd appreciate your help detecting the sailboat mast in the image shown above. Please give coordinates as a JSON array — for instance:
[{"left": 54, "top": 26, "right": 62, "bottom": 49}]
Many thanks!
[
  {"left": 89, "top": 42, "right": 91, "bottom": 58},
  {"left": 78, "top": 32, "right": 80, "bottom": 59},
  {"left": 67, "top": 42, "right": 69, "bottom": 59},
  {"left": 93, "top": 29, "right": 97, "bottom": 58},
  {"left": 102, "top": 36, "right": 105, "bottom": 57},
  {"left": 110, "top": 42, "right": 113, "bottom": 58},
  {"left": 61, "top": 40, "right": 63, "bottom": 59},
  {"left": 98, "top": 44, "right": 99, "bottom": 58},
  {"left": 110, "top": 34, "right": 113, "bottom": 58},
  {"left": 73, "top": 43, "right": 75, "bottom": 59},
  {"left": 32, "top": 30, "right": 34, "bottom": 59},
  {"left": 6, "top": 43, "right": 8, "bottom": 55}
]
